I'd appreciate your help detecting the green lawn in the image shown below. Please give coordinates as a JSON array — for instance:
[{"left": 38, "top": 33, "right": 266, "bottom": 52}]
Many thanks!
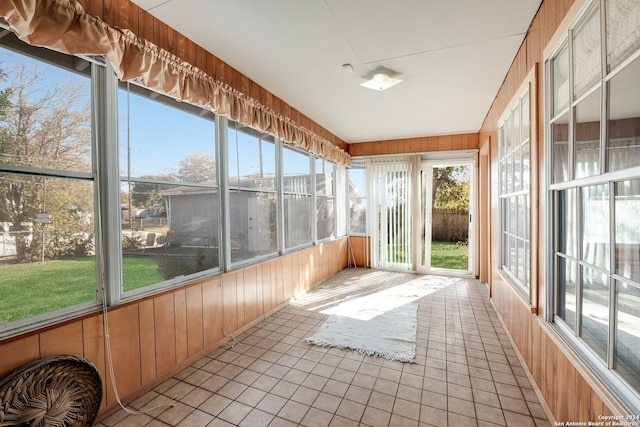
[
  {"left": 0, "top": 257, "right": 163, "bottom": 323},
  {"left": 388, "top": 241, "right": 468, "bottom": 270},
  {"left": 431, "top": 241, "right": 468, "bottom": 270}
]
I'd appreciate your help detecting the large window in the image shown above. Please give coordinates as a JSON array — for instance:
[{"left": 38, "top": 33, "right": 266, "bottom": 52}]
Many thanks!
[
  {"left": 0, "top": 32, "right": 99, "bottom": 327},
  {"left": 315, "top": 158, "right": 335, "bottom": 241},
  {"left": 0, "top": 26, "right": 349, "bottom": 337},
  {"left": 283, "top": 145, "right": 312, "bottom": 249},
  {"left": 348, "top": 161, "right": 367, "bottom": 234},
  {"left": 499, "top": 80, "right": 532, "bottom": 297},
  {"left": 227, "top": 122, "right": 277, "bottom": 264},
  {"left": 548, "top": 0, "right": 640, "bottom": 410},
  {"left": 118, "top": 83, "right": 219, "bottom": 293}
]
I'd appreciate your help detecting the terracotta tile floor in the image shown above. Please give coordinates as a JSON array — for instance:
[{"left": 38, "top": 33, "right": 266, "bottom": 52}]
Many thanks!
[{"left": 98, "top": 268, "right": 551, "bottom": 427}]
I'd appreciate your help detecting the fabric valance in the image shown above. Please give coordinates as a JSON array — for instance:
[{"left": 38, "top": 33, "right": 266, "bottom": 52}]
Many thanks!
[{"left": 0, "top": 0, "right": 351, "bottom": 166}]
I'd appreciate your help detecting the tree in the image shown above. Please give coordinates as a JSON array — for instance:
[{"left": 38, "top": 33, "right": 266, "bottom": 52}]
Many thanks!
[
  {"left": 432, "top": 166, "right": 469, "bottom": 212},
  {"left": 0, "top": 61, "right": 92, "bottom": 261},
  {"left": 130, "top": 174, "right": 174, "bottom": 209},
  {"left": 176, "top": 153, "right": 216, "bottom": 183}
]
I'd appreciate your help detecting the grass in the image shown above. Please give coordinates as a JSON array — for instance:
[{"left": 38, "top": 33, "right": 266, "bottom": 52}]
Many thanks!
[
  {"left": 387, "top": 241, "right": 468, "bottom": 270},
  {"left": 0, "top": 256, "right": 163, "bottom": 323},
  {"left": 431, "top": 241, "right": 468, "bottom": 270},
  {"left": 1, "top": 242, "right": 467, "bottom": 323},
  {"left": 122, "top": 256, "right": 165, "bottom": 292}
]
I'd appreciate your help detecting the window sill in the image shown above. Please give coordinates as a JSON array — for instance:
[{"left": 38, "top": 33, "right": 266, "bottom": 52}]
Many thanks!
[{"left": 497, "top": 269, "right": 537, "bottom": 314}]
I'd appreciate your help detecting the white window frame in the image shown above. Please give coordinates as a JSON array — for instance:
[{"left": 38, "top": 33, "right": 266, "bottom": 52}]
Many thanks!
[
  {"left": 498, "top": 66, "right": 537, "bottom": 308},
  {"left": 545, "top": 0, "right": 640, "bottom": 413},
  {"left": 0, "top": 25, "right": 351, "bottom": 338}
]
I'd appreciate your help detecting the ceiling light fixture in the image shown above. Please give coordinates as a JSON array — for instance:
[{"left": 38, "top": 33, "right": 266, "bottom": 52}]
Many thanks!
[
  {"left": 342, "top": 63, "right": 354, "bottom": 73},
  {"left": 360, "top": 71, "right": 402, "bottom": 91}
]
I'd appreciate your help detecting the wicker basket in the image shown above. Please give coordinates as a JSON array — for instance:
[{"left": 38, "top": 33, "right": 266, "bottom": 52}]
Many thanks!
[{"left": 0, "top": 354, "right": 102, "bottom": 427}]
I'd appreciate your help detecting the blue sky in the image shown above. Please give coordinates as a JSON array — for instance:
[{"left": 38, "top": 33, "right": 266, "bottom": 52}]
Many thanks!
[{"left": 2, "top": 45, "right": 341, "bottom": 184}]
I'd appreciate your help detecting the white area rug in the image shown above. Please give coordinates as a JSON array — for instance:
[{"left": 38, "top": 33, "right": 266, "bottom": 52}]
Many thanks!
[{"left": 305, "top": 300, "right": 418, "bottom": 362}]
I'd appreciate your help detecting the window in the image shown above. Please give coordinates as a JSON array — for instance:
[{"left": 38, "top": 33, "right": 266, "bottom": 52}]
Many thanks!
[
  {"left": 547, "top": 0, "right": 640, "bottom": 410},
  {"left": 0, "top": 31, "right": 99, "bottom": 327},
  {"left": 498, "top": 80, "right": 532, "bottom": 297},
  {"left": 335, "top": 164, "right": 348, "bottom": 237},
  {"left": 283, "top": 145, "right": 312, "bottom": 249},
  {"left": 348, "top": 161, "right": 367, "bottom": 234},
  {"left": 118, "top": 83, "right": 219, "bottom": 293},
  {"left": 315, "top": 158, "right": 335, "bottom": 241},
  {"left": 227, "top": 122, "right": 277, "bottom": 264},
  {"left": 0, "top": 24, "right": 350, "bottom": 337}
]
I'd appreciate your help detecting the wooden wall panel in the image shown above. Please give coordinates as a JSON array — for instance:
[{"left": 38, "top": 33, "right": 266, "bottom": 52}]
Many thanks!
[
  {"left": 154, "top": 293, "right": 176, "bottom": 375},
  {"left": 202, "top": 277, "right": 223, "bottom": 348},
  {"left": 531, "top": 318, "right": 542, "bottom": 386},
  {"left": 105, "top": 304, "right": 142, "bottom": 406},
  {"left": 590, "top": 390, "right": 605, "bottom": 421},
  {"left": 39, "top": 320, "right": 83, "bottom": 358},
  {"left": 254, "top": 264, "right": 265, "bottom": 318},
  {"left": 77, "top": 0, "right": 102, "bottom": 18},
  {"left": 274, "top": 258, "right": 284, "bottom": 305},
  {"left": 556, "top": 351, "right": 577, "bottom": 422},
  {"left": 138, "top": 299, "right": 157, "bottom": 384},
  {"left": 545, "top": 295, "right": 562, "bottom": 413},
  {"left": 103, "top": 0, "right": 136, "bottom": 33},
  {"left": 235, "top": 270, "right": 246, "bottom": 329},
  {"left": 186, "top": 285, "right": 204, "bottom": 357},
  {"left": 174, "top": 290, "right": 188, "bottom": 365},
  {"left": 83, "top": 314, "right": 108, "bottom": 412},
  {"left": 243, "top": 265, "right": 259, "bottom": 325},
  {"left": 347, "top": 132, "right": 479, "bottom": 157},
  {"left": 576, "top": 373, "right": 592, "bottom": 421},
  {"left": 262, "top": 261, "right": 275, "bottom": 313},
  {"left": 0, "top": 335, "right": 40, "bottom": 379},
  {"left": 347, "top": 236, "right": 370, "bottom": 268},
  {"left": 222, "top": 272, "right": 239, "bottom": 332},
  {"left": 282, "top": 255, "right": 294, "bottom": 301}
]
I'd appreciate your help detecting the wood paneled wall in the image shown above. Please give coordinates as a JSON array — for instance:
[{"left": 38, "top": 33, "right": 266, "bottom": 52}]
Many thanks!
[
  {"left": 346, "top": 236, "right": 370, "bottom": 268},
  {"left": 0, "top": 239, "right": 348, "bottom": 419},
  {"left": 479, "top": 0, "right": 624, "bottom": 421},
  {"left": 348, "top": 133, "right": 479, "bottom": 157},
  {"left": 75, "top": 0, "right": 347, "bottom": 153}
]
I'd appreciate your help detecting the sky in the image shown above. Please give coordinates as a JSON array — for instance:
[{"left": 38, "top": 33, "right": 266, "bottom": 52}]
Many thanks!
[{"left": 2, "top": 43, "right": 346, "bottom": 186}]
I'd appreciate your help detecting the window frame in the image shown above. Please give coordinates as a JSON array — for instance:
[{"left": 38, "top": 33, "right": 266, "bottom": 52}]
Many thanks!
[
  {"left": 225, "top": 120, "right": 279, "bottom": 269},
  {"left": 497, "top": 65, "right": 538, "bottom": 310},
  {"left": 347, "top": 160, "right": 367, "bottom": 236},
  {"left": 0, "top": 24, "right": 350, "bottom": 338},
  {"left": 0, "top": 31, "right": 105, "bottom": 335},
  {"left": 315, "top": 157, "right": 337, "bottom": 243},
  {"left": 116, "top": 80, "right": 221, "bottom": 300},
  {"left": 545, "top": 0, "right": 640, "bottom": 413},
  {"left": 281, "top": 144, "right": 313, "bottom": 251}
]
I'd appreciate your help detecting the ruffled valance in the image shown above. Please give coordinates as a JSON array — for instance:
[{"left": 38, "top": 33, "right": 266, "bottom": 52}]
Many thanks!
[{"left": 0, "top": 0, "right": 351, "bottom": 166}]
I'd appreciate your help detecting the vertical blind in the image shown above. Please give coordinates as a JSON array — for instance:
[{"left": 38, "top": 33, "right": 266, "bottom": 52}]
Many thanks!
[{"left": 366, "top": 157, "right": 413, "bottom": 271}]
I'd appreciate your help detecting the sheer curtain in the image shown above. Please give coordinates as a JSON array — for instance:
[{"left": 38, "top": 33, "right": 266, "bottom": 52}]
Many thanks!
[{"left": 366, "top": 156, "right": 414, "bottom": 271}]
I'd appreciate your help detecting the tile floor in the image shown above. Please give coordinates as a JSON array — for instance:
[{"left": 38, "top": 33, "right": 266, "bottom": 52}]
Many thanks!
[{"left": 98, "top": 268, "right": 551, "bottom": 427}]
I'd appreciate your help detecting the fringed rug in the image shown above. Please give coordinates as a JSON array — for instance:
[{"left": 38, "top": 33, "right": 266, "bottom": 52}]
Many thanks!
[{"left": 305, "top": 299, "right": 418, "bottom": 362}]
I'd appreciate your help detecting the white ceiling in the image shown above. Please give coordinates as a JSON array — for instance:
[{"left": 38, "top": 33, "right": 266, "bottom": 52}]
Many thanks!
[{"left": 132, "top": 0, "right": 542, "bottom": 144}]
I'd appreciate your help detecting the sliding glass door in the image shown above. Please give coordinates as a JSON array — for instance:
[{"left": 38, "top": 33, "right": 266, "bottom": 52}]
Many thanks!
[
  {"left": 367, "top": 157, "right": 414, "bottom": 271},
  {"left": 418, "top": 161, "right": 474, "bottom": 275}
]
